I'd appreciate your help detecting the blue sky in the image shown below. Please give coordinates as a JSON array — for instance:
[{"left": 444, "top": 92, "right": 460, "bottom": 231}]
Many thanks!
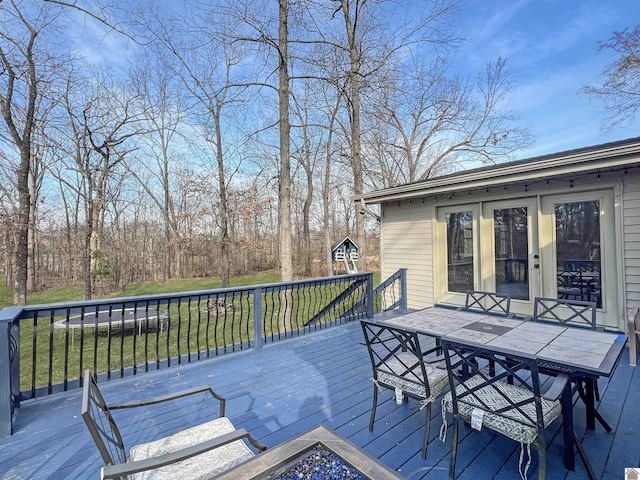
[
  {"left": 453, "top": 0, "right": 640, "bottom": 159},
  {"left": 69, "top": 0, "right": 640, "bottom": 161}
]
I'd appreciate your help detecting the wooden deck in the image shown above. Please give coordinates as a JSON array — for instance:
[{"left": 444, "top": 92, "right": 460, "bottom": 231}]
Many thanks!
[{"left": 1, "top": 320, "right": 639, "bottom": 480}]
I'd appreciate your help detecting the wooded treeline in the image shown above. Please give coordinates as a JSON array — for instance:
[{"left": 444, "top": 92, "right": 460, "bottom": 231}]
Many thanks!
[{"left": 0, "top": 0, "right": 531, "bottom": 303}]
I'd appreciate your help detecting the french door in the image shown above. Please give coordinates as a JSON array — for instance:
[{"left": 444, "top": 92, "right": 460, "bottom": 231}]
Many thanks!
[
  {"left": 437, "top": 189, "right": 619, "bottom": 327},
  {"left": 481, "top": 198, "right": 540, "bottom": 316},
  {"left": 540, "top": 190, "right": 618, "bottom": 328}
]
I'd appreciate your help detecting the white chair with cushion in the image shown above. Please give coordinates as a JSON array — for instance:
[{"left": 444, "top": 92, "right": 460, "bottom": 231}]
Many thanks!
[
  {"left": 360, "top": 320, "right": 449, "bottom": 459},
  {"left": 81, "top": 369, "right": 266, "bottom": 479},
  {"left": 629, "top": 307, "right": 640, "bottom": 366}
]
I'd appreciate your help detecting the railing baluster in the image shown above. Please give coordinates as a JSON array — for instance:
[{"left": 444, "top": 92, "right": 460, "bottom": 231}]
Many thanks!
[
  {"left": 48, "top": 311, "right": 54, "bottom": 395},
  {"left": 78, "top": 307, "right": 85, "bottom": 387},
  {"left": 144, "top": 302, "right": 150, "bottom": 372},
  {"left": 31, "top": 312, "right": 37, "bottom": 399},
  {"left": 92, "top": 306, "right": 99, "bottom": 380},
  {"left": 106, "top": 305, "right": 112, "bottom": 381},
  {"left": 132, "top": 304, "right": 138, "bottom": 375},
  {"left": 63, "top": 308, "right": 70, "bottom": 391},
  {"left": 187, "top": 297, "right": 193, "bottom": 362},
  {"left": 165, "top": 301, "right": 172, "bottom": 368},
  {"left": 5, "top": 271, "right": 398, "bottom": 416},
  {"left": 118, "top": 304, "right": 125, "bottom": 378},
  {"left": 195, "top": 297, "right": 202, "bottom": 361}
]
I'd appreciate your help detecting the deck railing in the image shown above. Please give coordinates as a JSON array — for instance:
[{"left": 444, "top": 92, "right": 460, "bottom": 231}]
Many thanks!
[
  {"left": 373, "top": 268, "right": 407, "bottom": 313},
  {"left": 0, "top": 270, "right": 405, "bottom": 437}
]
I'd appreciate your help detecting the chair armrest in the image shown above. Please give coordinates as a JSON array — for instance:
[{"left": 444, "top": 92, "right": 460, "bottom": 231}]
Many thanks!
[
  {"left": 100, "top": 428, "right": 266, "bottom": 479},
  {"left": 542, "top": 373, "right": 569, "bottom": 402},
  {"left": 108, "top": 386, "right": 226, "bottom": 417}
]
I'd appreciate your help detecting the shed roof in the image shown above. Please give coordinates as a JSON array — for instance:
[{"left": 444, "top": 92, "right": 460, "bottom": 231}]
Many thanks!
[
  {"left": 356, "top": 136, "right": 640, "bottom": 204},
  {"left": 331, "top": 236, "right": 358, "bottom": 252}
]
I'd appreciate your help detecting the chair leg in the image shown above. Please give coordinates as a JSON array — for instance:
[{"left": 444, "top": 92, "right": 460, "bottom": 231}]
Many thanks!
[
  {"left": 422, "top": 402, "right": 431, "bottom": 459},
  {"left": 369, "top": 385, "right": 378, "bottom": 432},
  {"left": 573, "top": 430, "right": 597, "bottom": 480},
  {"left": 449, "top": 415, "right": 459, "bottom": 480},
  {"left": 536, "top": 437, "right": 546, "bottom": 480}
]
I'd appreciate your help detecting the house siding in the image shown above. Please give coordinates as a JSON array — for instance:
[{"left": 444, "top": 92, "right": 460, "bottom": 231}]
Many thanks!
[
  {"left": 624, "top": 175, "right": 640, "bottom": 310},
  {"left": 381, "top": 201, "right": 434, "bottom": 309}
]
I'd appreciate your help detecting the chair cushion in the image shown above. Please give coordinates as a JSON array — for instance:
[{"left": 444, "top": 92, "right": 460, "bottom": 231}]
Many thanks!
[
  {"left": 376, "top": 352, "right": 449, "bottom": 402},
  {"left": 128, "top": 416, "right": 255, "bottom": 480},
  {"left": 442, "top": 375, "right": 562, "bottom": 444}
]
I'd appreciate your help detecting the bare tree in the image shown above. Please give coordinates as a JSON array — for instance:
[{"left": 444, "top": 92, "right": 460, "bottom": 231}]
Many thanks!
[
  {"left": 125, "top": 53, "right": 186, "bottom": 281},
  {"left": 371, "top": 57, "right": 531, "bottom": 186},
  {"left": 59, "top": 70, "right": 143, "bottom": 298},
  {"left": 583, "top": 26, "right": 640, "bottom": 130},
  {"left": 0, "top": 0, "right": 68, "bottom": 304},
  {"left": 323, "top": 0, "right": 462, "bottom": 270}
]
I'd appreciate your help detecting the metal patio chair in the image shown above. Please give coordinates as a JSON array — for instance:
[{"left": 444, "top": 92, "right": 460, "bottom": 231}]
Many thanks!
[
  {"left": 81, "top": 370, "right": 266, "bottom": 480},
  {"left": 360, "top": 320, "right": 450, "bottom": 459},
  {"left": 528, "top": 297, "right": 609, "bottom": 433},
  {"left": 531, "top": 297, "right": 598, "bottom": 329},
  {"left": 460, "top": 290, "right": 512, "bottom": 316},
  {"left": 439, "top": 338, "right": 594, "bottom": 480}
]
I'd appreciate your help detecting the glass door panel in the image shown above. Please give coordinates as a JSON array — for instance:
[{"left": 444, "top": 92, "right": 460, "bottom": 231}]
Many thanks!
[
  {"left": 446, "top": 211, "right": 474, "bottom": 293},
  {"left": 554, "top": 201, "right": 601, "bottom": 307},
  {"left": 494, "top": 207, "right": 530, "bottom": 300},
  {"left": 482, "top": 198, "right": 539, "bottom": 314}
]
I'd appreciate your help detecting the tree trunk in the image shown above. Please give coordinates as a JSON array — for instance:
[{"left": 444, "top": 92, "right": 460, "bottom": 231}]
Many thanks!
[
  {"left": 277, "top": 0, "right": 293, "bottom": 333},
  {"left": 278, "top": 0, "right": 293, "bottom": 283},
  {"left": 14, "top": 148, "right": 30, "bottom": 306},
  {"left": 341, "top": 0, "right": 366, "bottom": 272},
  {"left": 215, "top": 104, "right": 231, "bottom": 287}
]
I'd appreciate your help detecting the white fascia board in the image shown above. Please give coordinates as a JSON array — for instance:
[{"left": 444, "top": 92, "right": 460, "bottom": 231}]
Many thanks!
[{"left": 356, "top": 140, "right": 640, "bottom": 204}]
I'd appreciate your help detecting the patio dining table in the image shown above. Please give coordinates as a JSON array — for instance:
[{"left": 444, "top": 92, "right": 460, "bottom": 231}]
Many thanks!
[{"left": 384, "top": 306, "right": 627, "bottom": 474}]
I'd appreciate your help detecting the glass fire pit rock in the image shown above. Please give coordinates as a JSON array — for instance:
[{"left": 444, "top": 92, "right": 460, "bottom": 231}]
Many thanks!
[{"left": 216, "top": 425, "right": 406, "bottom": 480}]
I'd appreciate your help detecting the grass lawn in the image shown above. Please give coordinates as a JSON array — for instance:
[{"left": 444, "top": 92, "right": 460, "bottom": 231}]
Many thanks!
[{"left": 0, "top": 271, "right": 283, "bottom": 310}]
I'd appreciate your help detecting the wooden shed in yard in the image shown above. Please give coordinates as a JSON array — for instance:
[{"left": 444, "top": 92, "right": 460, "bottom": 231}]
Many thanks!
[{"left": 355, "top": 136, "right": 640, "bottom": 331}]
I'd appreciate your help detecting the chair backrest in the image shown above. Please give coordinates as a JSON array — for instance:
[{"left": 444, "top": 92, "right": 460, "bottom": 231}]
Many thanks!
[
  {"left": 440, "top": 338, "right": 545, "bottom": 432},
  {"left": 563, "top": 259, "right": 600, "bottom": 274},
  {"left": 81, "top": 370, "right": 127, "bottom": 467},
  {"left": 360, "top": 320, "right": 432, "bottom": 399},
  {"left": 533, "top": 297, "right": 597, "bottom": 329},
  {"left": 464, "top": 290, "right": 511, "bottom": 316}
]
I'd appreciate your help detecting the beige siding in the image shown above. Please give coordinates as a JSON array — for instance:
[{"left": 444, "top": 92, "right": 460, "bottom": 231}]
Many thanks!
[
  {"left": 624, "top": 173, "right": 640, "bottom": 314},
  {"left": 380, "top": 201, "right": 434, "bottom": 309}
]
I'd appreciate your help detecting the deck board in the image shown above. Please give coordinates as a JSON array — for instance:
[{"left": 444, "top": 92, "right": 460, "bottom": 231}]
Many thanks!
[{"left": 0, "top": 320, "right": 638, "bottom": 479}]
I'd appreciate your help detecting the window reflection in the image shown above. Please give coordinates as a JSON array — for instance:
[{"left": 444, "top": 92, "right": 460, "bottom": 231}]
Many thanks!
[
  {"left": 555, "top": 201, "right": 601, "bottom": 307},
  {"left": 494, "top": 208, "right": 529, "bottom": 300},
  {"left": 446, "top": 212, "right": 474, "bottom": 293}
]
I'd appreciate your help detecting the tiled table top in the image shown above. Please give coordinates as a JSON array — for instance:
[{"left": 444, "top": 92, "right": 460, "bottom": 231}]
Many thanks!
[{"left": 386, "top": 307, "right": 626, "bottom": 377}]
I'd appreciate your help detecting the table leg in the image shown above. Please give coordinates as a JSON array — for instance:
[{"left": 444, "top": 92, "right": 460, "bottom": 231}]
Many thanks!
[
  {"left": 562, "top": 381, "right": 575, "bottom": 471},
  {"left": 584, "top": 379, "right": 596, "bottom": 431},
  {"left": 577, "top": 377, "right": 612, "bottom": 433}
]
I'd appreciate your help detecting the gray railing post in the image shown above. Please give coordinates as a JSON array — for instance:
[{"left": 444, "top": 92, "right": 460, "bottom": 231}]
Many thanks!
[
  {"left": 253, "top": 287, "right": 263, "bottom": 349},
  {"left": 366, "top": 272, "right": 374, "bottom": 319},
  {"left": 0, "top": 306, "right": 22, "bottom": 439},
  {"left": 399, "top": 268, "right": 408, "bottom": 310}
]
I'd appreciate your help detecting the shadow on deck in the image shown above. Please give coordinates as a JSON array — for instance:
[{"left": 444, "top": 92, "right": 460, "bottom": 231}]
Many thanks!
[{"left": 0, "top": 320, "right": 638, "bottom": 479}]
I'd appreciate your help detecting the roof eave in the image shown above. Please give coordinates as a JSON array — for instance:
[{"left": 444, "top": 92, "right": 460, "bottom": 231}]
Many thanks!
[{"left": 355, "top": 137, "right": 640, "bottom": 204}]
